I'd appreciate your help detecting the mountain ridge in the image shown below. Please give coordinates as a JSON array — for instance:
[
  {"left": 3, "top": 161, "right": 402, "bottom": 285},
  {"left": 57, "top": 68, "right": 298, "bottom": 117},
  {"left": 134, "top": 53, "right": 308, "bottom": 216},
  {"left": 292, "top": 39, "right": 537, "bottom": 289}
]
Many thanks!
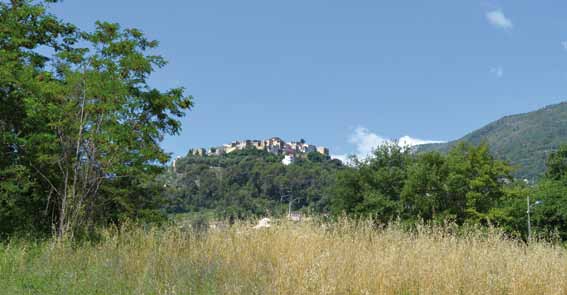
[{"left": 417, "top": 101, "right": 567, "bottom": 179}]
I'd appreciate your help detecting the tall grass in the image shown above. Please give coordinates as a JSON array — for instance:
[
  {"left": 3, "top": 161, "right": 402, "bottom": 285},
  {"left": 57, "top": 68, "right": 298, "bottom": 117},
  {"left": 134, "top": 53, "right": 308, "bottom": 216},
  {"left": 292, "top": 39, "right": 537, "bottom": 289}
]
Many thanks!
[{"left": 1, "top": 219, "right": 567, "bottom": 294}]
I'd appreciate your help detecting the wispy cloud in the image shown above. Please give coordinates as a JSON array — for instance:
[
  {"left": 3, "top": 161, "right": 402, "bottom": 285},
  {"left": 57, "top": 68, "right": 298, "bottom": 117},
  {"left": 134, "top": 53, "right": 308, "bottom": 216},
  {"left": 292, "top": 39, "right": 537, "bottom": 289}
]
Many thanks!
[
  {"left": 330, "top": 154, "right": 350, "bottom": 164},
  {"left": 348, "top": 127, "right": 388, "bottom": 158},
  {"left": 562, "top": 41, "right": 567, "bottom": 51},
  {"left": 490, "top": 66, "right": 504, "bottom": 78},
  {"left": 486, "top": 10, "right": 513, "bottom": 30},
  {"left": 331, "top": 127, "right": 444, "bottom": 162},
  {"left": 398, "top": 135, "right": 444, "bottom": 147}
]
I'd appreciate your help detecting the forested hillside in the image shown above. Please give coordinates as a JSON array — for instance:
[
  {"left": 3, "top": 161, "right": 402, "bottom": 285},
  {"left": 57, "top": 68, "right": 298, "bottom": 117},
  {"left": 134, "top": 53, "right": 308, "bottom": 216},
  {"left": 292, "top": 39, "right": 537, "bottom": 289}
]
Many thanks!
[
  {"left": 418, "top": 102, "right": 567, "bottom": 179},
  {"left": 162, "top": 148, "right": 343, "bottom": 218}
]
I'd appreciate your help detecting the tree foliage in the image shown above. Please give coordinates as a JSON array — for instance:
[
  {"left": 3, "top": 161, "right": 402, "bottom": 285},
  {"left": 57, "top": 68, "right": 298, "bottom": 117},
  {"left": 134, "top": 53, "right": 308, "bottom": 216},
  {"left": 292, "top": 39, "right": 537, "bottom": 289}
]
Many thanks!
[
  {"left": 524, "top": 145, "right": 567, "bottom": 240},
  {"left": 163, "top": 148, "right": 342, "bottom": 219},
  {"left": 0, "top": 1, "right": 192, "bottom": 238},
  {"left": 332, "top": 142, "right": 512, "bottom": 225}
]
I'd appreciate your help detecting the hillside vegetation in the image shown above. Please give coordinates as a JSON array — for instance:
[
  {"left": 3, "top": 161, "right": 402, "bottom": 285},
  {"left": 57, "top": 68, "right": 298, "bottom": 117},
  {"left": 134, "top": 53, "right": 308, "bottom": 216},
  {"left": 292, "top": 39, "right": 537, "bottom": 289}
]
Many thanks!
[
  {"left": 163, "top": 148, "right": 342, "bottom": 218},
  {"left": 2, "top": 221, "right": 567, "bottom": 294},
  {"left": 165, "top": 142, "right": 567, "bottom": 242},
  {"left": 418, "top": 102, "right": 567, "bottom": 179}
]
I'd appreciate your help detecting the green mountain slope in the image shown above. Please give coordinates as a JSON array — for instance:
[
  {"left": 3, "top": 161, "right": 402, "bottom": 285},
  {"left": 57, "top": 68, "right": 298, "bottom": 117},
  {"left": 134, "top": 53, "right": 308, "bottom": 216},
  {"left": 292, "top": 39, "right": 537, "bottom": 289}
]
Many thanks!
[{"left": 418, "top": 102, "right": 567, "bottom": 179}]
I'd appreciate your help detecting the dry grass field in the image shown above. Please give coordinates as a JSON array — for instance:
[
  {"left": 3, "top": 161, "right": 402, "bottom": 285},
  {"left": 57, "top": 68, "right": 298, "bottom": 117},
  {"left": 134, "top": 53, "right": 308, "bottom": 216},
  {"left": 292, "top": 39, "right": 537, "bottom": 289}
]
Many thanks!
[{"left": 1, "top": 219, "right": 567, "bottom": 294}]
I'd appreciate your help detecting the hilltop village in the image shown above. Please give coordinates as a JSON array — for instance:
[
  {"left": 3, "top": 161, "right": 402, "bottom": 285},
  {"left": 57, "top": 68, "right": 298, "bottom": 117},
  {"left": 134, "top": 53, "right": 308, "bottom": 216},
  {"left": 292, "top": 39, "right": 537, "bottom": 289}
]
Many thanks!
[{"left": 186, "top": 137, "right": 330, "bottom": 165}]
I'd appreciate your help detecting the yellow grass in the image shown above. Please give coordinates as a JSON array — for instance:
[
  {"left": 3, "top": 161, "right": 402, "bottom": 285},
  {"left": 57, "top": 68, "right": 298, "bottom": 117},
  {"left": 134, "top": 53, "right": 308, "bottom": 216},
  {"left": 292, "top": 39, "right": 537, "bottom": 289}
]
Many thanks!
[{"left": 2, "top": 219, "right": 567, "bottom": 294}]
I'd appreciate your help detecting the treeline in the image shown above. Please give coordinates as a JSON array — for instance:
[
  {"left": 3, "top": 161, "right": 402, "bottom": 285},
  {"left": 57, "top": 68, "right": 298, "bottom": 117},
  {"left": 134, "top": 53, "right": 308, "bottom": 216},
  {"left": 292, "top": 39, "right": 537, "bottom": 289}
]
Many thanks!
[
  {"left": 332, "top": 142, "right": 567, "bottom": 240},
  {"left": 332, "top": 143, "right": 511, "bottom": 224},
  {"left": 169, "top": 142, "right": 567, "bottom": 240},
  {"left": 0, "top": 0, "right": 191, "bottom": 238},
  {"left": 163, "top": 148, "right": 342, "bottom": 219}
]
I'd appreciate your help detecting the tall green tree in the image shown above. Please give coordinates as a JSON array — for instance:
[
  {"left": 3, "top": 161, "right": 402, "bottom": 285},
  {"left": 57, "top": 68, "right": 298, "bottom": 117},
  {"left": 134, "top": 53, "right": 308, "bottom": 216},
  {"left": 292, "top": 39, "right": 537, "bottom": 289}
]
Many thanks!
[
  {"left": 444, "top": 143, "right": 511, "bottom": 223},
  {"left": 544, "top": 145, "right": 567, "bottom": 181},
  {"left": 1, "top": 1, "right": 193, "bottom": 238},
  {"left": 331, "top": 143, "right": 410, "bottom": 221},
  {"left": 401, "top": 151, "right": 448, "bottom": 221},
  {"left": 0, "top": 0, "right": 78, "bottom": 236},
  {"left": 522, "top": 145, "right": 567, "bottom": 240},
  {"left": 331, "top": 142, "right": 511, "bottom": 225},
  {"left": 43, "top": 21, "right": 192, "bottom": 237}
]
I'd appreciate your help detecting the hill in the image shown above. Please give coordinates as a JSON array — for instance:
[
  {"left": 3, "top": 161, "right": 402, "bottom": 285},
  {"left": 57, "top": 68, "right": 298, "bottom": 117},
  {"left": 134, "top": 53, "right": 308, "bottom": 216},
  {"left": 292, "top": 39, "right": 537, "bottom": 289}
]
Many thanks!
[
  {"left": 418, "top": 102, "right": 567, "bottom": 179},
  {"left": 162, "top": 148, "right": 343, "bottom": 218}
]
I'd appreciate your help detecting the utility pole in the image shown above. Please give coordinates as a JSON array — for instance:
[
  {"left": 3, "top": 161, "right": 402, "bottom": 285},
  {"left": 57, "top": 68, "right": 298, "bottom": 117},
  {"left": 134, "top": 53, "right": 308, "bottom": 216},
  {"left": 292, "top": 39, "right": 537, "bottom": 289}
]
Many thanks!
[
  {"left": 288, "top": 197, "right": 295, "bottom": 217},
  {"left": 524, "top": 179, "right": 542, "bottom": 242},
  {"left": 280, "top": 187, "right": 298, "bottom": 218},
  {"left": 527, "top": 194, "right": 532, "bottom": 241},
  {"left": 280, "top": 186, "right": 291, "bottom": 217},
  {"left": 281, "top": 194, "right": 295, "bottom": 217}
]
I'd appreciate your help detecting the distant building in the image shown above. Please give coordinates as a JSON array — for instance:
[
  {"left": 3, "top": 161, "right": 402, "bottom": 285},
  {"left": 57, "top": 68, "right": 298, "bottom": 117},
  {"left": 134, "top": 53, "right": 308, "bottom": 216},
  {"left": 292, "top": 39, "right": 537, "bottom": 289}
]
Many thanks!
[
  {"left": 187, "top": 137, "right": 330, "bottom": 158},
  {"left": 189, "top": 148, "right": 206, "bottom": 157},
  {"left": 207, "top": 147, "right": 225, "bottom": 156},
  {"left": 316, "top": 146, "right": 329, "bottom": 156},
  {"left": 223, "top": 142, "right": 239, "bottom": 153},
  {"left": 302, "top": 144, "right": 317, "bottom": 153},
  {"left": 172, "top": 156, "right": 182, "bottom": 173},
  {"left": 252, "top": 140, "right": 265, "bottom": 150},
  {"left": 237, "top": 140, "right": 252, "bottom": 149},
  {"left": 282, "top": 154, "right": 295, "bottom": 166},
  {"left": 283, "top": 145, "right": 296, "bottom": 155},
  {"left": 268, "top": 137, "right": 285, "bottom": 148},
  {"left": 288, "top": 142, "right": 299, "bottom": 152}
]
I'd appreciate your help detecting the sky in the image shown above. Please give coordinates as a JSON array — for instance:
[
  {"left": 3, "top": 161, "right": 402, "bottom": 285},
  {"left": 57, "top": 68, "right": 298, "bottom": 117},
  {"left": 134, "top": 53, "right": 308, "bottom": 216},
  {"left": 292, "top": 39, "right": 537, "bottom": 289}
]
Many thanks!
[{"left": 50, "top": 0, "right": 567, "bottom": 159}]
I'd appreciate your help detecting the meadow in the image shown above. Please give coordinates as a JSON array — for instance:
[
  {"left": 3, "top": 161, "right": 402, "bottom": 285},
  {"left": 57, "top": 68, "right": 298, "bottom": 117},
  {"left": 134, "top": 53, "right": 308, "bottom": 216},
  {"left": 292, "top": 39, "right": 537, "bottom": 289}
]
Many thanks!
[{"left": 1, "top": 219, "right": 567, "bottom": 295}]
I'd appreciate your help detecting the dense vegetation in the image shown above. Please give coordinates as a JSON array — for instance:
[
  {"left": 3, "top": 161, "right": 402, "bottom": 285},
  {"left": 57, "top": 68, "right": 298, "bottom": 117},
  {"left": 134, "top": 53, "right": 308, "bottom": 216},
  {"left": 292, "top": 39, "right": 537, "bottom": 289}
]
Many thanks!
[
  {"left": 332, "top": 142, "right": 567, "bottom": 240},
  {"left": 163, "top": 148, "right": 342, "bottom": 219},
  {"left": 418, "top": 102, "right": 567, "bottom": 179},
  {"left": 0, "top": 0, "right": 192, "bottom": 238},
  {"left": 332, "top": 143, "right": 511, "bottom": 224},
  {"left": 166, "top": 141, "right": 567, "bottom": 241}
]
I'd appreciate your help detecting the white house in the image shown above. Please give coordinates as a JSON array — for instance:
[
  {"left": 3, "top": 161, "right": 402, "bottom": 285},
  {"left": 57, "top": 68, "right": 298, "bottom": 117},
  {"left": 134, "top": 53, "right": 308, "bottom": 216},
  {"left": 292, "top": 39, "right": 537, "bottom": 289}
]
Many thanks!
[{"left": 282, "top": 154, "right": 295, "bottom": 166}]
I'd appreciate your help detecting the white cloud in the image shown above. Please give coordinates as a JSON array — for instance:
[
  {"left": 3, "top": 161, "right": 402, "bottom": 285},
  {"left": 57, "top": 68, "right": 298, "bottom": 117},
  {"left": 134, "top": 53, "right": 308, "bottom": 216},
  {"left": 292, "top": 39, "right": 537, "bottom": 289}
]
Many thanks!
[
  {"left": 490, "top": 66, "right": 504, "bottom": 78},
  {"left": 332, "top": 127, "right": 385, "bottom": 164},
  {"left": 330, "top": 154, "right": 350, "bottom": 163},
  {"left": 349, "top": 127, "right": 389, "bottom": 158},
  {"left": 486, "top": 10, "right": 513, "bottom": 30},
  {"left": 331, "top": 127, "right": 444, "bottom": 163},
  {"left": 398, "top": 135, "right": 444, "bottom": 147},
  {"left": 562, "top": 41, "right": 567, "bottom": 51}
]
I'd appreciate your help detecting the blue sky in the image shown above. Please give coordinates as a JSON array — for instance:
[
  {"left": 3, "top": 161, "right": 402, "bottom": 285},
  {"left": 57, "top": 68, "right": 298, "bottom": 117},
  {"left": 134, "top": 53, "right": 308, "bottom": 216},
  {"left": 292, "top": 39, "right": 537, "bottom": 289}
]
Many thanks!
[{"left": 50, "top": 0, "right": 567, "bottom": 158}]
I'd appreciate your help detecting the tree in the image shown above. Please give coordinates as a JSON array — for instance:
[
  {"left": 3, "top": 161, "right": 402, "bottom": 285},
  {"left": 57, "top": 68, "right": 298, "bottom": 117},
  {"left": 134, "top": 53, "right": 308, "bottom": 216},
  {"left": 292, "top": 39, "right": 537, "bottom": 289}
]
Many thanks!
[
  {"left": 44, "top": 21, "right": 192, "bottom": 237},
  {"left": 165, "top": 148, "right": 341, "bottom": 218},
  {"left": 331, "top": 143, "right": 409, "bottom": 221},
  {"left": 530, "top": 179, "right": 567, "bottom": 240},
  {"left": 516, "top": 145, "right": 567, "bottom": 240},
  {"left": 0, "top": 0, "right": 78, "bottom": 237},
  {"left": 444, "top": 142, "right": 511, "bottom": 223},
  {"left": 545, "top": 145, "right": 567, "bottom": 181},
  {"left": 331, "top": 142, "right": 512, "bottom": 225},
  {"left": 401, "top": 152, "right": 448, "bottom": 221},
  {"left": 0, "top": 1, "right": 193, "bottom": 238},
  {"left": 307, "top": 151, "right": 327, "bottom": 162}
]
